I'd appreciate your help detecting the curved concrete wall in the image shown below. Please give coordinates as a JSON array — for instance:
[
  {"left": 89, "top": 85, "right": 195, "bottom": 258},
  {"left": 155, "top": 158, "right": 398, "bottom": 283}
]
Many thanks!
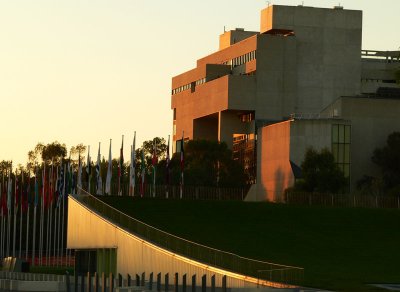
[{"left": 67, "top": 196, "right": 294, "bottom": 289}]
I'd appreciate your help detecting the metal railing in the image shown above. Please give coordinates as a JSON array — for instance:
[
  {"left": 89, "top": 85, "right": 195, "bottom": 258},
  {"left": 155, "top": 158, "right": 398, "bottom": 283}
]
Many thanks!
[
  {"left": 75, "top": 189, "right": 304, "bottom": 285},
  {"left": 285, "top": 191, "right": 400, "bottom": 209}
]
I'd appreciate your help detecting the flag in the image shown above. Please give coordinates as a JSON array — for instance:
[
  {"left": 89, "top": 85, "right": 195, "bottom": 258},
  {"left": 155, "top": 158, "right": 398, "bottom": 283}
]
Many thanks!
[
  {"left": 180, "top": 134, "right": 185, "bottom": 181},
  {"left": 140, "top": 149, "right": 146, "bottom": 197},
  {"left": 48, "top": 165, "right": 54, "bottom": 206},
  {"left": 129, "top": 132, "right": 136, "bottom": 196},
  {"left": 105, "top": 139, "right": 112, "bottom": 195},
  {"left": 15, "top": 172, "right": 19, "bottom": 211},
  {"left": 1, "top": 172, "right": 7, "bottom": 215},
  {"left": 180, "top": 132, "right": 184, "bottom": 198},
  {"left": 152, "top": 139, "right": 158, "bottom": 197},
  {"left": 7, "top": 165, "right": 12, "bottom": 212},
  {"left": 34, "top": 167, "right": 39, "bottom": 207},
  {"left": 77, "top": 153, "right": 82, "bottom": 190},
  {"left": 96, "top": 142, "right": 103, "bottom": 195},
  {"left": 86, "top": 146, "right": 91, "bottom": 193},
  {"left": 22, "top": 176, "right": 29, "bottom": 213},
  {"left": 166, "top": 135, "right": 170, "bottom": 185},
  {"left": 67, "top": 162, "right": 73, "bottom": 195},
  {"left": 57, "top": 164, "right": 64, "bottom": 207},
  {"left": 42, "top": 163, "right": 47, "bottom": 208},
  {"left": 118, "top": 136, "right": 124, "bottom": 195}
]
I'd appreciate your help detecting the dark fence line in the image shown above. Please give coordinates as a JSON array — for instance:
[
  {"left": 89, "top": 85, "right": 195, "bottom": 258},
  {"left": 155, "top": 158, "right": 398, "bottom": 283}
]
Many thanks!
[
  {"left": 77, "top": 190, "right": 303, "bottom": 286},
  {"left": 82, "top": 182, "right": 248, "bottom": 201},
  {"left": 285, "top": 191, "right": 400, "bottom": 209}
]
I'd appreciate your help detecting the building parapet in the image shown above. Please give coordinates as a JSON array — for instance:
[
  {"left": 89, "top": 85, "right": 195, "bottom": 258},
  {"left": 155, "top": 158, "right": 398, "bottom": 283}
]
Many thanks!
[
  {"left": 362, "top": 50, "right": 400, "bottom": 62},
  {"left": 289, "top": 113, "right": 342, "bottom": 120}
]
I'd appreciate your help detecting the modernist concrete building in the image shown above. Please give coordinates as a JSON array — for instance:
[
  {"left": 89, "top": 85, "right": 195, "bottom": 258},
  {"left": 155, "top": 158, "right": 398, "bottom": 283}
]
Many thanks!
[{"left": 171, "top": 5, "right": 400, "bottom": 201}]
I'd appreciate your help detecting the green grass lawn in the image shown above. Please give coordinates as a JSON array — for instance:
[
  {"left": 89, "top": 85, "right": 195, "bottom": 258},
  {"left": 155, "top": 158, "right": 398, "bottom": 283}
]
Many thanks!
[{"left": 98, "top": 197, "right": 400, "bottom": 291}]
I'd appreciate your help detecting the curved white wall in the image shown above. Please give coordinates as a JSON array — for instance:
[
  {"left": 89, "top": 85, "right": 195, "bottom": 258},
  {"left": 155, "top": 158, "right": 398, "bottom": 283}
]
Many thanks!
[{"left": 67, "top": 196, "right": 295, "bottom": 289}]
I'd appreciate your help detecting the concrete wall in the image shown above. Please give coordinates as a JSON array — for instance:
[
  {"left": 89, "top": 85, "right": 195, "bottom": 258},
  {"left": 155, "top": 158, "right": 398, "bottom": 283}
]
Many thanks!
[
  {"left": 324, "top": 97, "right": 400, "bottom": 192},
  {"left": 252, "top": 119, "right": 347, "bottom": 202},
  {"left": 219, "top": 29, "right": 258, "bottom": 51},
  {"left": 259, "top": 5, "right": 362, "bottom": 115},
  {"left": 256, "top": 121, "right": 294, "bottom": 202},
  {"left": 67, "top": 196, "right": 297, "bottom": 289},
  {"left": 289, "top": 119, "right": 339, "bottom": 167}
]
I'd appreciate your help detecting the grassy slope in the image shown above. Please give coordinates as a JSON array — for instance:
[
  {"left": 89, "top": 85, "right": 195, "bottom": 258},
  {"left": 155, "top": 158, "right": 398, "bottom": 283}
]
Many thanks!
[{"left": 99, "top": 197, "right": 400, "bottom": 291}]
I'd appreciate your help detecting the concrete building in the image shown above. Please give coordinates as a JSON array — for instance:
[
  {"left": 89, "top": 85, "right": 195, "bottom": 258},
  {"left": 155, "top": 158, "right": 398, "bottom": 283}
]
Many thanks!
[{"left": 171, "top": 5, "right": 400, "bottom": 201}]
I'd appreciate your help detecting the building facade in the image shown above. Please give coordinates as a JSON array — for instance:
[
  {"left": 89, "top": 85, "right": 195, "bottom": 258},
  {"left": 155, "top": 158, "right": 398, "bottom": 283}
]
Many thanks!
[{"left": 171, "top": 5, "right": 400, "bottom": 201}]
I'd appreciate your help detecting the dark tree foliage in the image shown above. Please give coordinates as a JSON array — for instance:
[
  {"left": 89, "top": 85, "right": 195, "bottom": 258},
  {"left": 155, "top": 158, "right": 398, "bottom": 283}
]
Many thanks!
[
  {"left": 41, "top": 141, "right": 67, "bottom": 165},
  {"left": 169, "top": 139, "right": 247, "bottom": 187},
  {"left": 395, "top": 68, "right": 400, "bottom": 85},
  {"left": 371, "top": 132, "right": 400, "bottom": 192},
  {"left": 295, "top": 147, "right": 347, "bottom": 194}
]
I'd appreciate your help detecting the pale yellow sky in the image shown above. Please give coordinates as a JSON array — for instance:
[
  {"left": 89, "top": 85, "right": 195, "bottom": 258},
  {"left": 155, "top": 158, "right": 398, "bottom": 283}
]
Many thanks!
[{"left": 1, "top": 0, "right": 399, "bottom": 167}]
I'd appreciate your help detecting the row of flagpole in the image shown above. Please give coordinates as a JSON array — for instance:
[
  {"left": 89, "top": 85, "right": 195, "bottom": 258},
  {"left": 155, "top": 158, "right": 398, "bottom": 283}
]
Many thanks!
[
  {"left": 83, "top": 132, "right": 185, "bottom": 198},
  {"left": 0, "top": 161, "right": 72, "bottom": 266},
  {"left": 0, "top": 131, "right": 185, "bottom": 265}
]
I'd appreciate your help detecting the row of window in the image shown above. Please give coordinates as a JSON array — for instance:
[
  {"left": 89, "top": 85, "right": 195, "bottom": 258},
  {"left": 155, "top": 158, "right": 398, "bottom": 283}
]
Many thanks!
[
  {"left": 222, "top": 50, "right": 257, "bottom": 68},
  {"left": 171, "top": 50, "right": 257, "bottom": 95},
  {"left": 172, "top": 77, "right": 206, "bottom": 95}
]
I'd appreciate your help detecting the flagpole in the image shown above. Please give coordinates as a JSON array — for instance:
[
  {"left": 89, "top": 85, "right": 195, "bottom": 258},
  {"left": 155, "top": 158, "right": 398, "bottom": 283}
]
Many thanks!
[
  {"left": 60, "top": 163, "right": 66, "bottom": 266},
  {"left": 25, "top": 172, "right": 30, "bottom": 261},
  {"left": 39, "top": 163, "right": 44, "bottom": 265},
  {"left": 13, "top": 169, "right": 18, "bottom": 258},
  {"left": 7, "top": 165, "right": 12, "bottom": 257},
  {"left": 106, "top": 139, "right": 112, "bottom": 196},
  {"left": 152, "top": 139, "right": 157, "bottom": 198},
  {"left": 180, "top": 131, "right": 184, "bottom": 199},
  {"left": 19, "top": 171, "right": 24, "bottom": 259},
  {"left": 32, "top": 205, "right": 37, "bottom": 266},
  {"left": 166, "top": 135, "right": 170, "bottom": 199},
  {"left": 133, "top": 132, "right": 136, "bottom": 197}
]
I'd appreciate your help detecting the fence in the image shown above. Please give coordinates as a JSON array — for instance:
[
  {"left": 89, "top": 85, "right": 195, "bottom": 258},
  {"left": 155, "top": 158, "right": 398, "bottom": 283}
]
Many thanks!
[
  {"left": 285, "top": 191, "right": 400, "bottom": 209},
  {"left": 83, "top": 182, "right": 248, "bottom": 201},
  {"left": 0, "top": 270, "right": 233, "bottom": 292},
  {"left": 77, "top": 189, "right": 303, "bottom": 286}
]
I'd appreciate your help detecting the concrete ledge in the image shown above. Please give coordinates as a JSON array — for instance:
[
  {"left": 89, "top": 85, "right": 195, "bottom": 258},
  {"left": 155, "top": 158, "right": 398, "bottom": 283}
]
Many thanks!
[{"left": 0, "top": 279, "right": 66, "bottom": 291}]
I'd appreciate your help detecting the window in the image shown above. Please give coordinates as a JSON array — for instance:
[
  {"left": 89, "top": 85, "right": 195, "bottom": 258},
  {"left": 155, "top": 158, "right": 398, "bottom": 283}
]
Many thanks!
[{"left": 331, "top": 124, "right": 351, "bottom": 178}]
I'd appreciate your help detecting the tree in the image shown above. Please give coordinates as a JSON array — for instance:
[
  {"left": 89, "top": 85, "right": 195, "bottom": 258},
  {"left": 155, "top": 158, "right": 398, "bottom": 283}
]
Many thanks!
[
  {"left": 41, "top": 141, "right": 67, "bottom": 165},
  {"left": 371, "top": 132, "right": 400, "bottom": 192},
  {"left": 26, "top": 142, "right": 44, "bottom": 173},
  {"left": 395, "top": 68, "right": 400, "bottom": 85},
  {"left": 173, "top": 139, "right": 247, "bottom": 187},
  {"left": 294, "top": 147, "right": 347, "bottom": 194}
]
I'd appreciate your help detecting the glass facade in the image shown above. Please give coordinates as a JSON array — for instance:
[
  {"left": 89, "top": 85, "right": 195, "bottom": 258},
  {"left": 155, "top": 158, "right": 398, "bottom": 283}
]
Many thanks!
[{"left": 331, "top": 124, "right": 351, "bottom": 177}]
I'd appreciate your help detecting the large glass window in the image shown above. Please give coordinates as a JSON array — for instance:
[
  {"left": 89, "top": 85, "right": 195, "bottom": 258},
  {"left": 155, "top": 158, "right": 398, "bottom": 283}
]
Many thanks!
[{"left": 331, "top": 124, "right": 351, "bottom": 178}]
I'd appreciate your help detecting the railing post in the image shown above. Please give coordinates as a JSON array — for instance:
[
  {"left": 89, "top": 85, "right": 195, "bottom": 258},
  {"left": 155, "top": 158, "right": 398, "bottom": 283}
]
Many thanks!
[
  {"left": 136, "top": 274, "right": 140, "bottom": 287},
  {"left": 222, "top": 275, "right": 227, "bottom": 292},
  {"left": 165, "top": 273, "right": 169, "bottom": 292},
  {"left": 80, "top": 275, "right": 85, "bottom": 292},
  {"left": 109, "top": 273, "right": 114, "bottom": 292},
  {"left": 94, "top": 272, "right": 99, "bottom": 292},
  {"left": 74, "top": 273, "right": 78, "bottom": 292},
  {"left": 66, "top": 271, "right": 71, "bottom": 292},
  {"left": 141, "top": 272, "right": 145, "bottom": 287},
  {"left": 87, "top": 272, "right": 92, "bottom": 292},
  {"left": 127, "top": 274, "right": 131, "bottom": 287},
  {"left": 174, "top": 273, "right": 179, "bottom": 292},
  {"left": 201, "top": 275, "right": 206, "bottom": 292},
  {"left": 118, "top": 273, "right": 123, "bottom": 287},
  {"left": 191, "top": 274, "right": 196, "bottom": 292},
  {"left": 157, "top": 273, "right": 161, "bottom": 292},
  {"left": 182, "top": 274, "right": 187, "bottom": 292},
  {"left": 101, "top": 273, "right": 106, "bottom": 292},
  {"left": 149, "top": 272, "right": 153, "bottom": 290}
]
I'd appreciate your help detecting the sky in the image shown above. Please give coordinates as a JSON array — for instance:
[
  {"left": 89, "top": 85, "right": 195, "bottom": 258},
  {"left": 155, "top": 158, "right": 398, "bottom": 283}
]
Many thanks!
[{"left": 1, "top": 0, "right": 399, "bottom": 167}]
